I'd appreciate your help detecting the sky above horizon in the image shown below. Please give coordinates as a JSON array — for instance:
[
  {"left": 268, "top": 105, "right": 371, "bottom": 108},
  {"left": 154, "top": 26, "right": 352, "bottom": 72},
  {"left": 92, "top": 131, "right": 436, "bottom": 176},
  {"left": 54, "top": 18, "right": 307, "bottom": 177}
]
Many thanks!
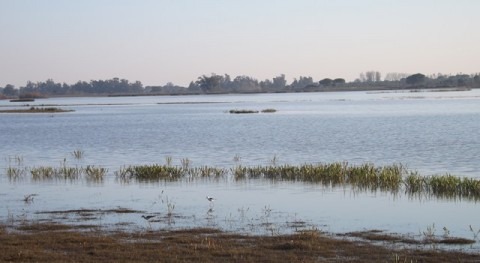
[{"left": 1, "top": 0, "right": 479, "bottom": 87}]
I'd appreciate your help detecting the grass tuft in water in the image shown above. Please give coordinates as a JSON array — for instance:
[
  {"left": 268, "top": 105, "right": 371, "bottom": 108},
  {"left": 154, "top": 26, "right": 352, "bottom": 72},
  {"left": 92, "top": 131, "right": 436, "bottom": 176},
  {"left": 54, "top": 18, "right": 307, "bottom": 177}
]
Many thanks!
[
  {"left": 72, "top": 150, "right": 84, "bottom": 160},
  {"left": 84, "top": 165, "right": 108, "bottom": 182}
]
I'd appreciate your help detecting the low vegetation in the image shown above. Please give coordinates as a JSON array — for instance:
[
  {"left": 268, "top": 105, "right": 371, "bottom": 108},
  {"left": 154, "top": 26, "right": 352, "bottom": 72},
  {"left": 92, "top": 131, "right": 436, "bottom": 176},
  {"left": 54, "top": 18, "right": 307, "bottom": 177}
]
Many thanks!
[
  {"left": 261, "top": 108, "right": 277, "bottom": 113},
  {"left": 229, "top": 109, "right": 259, "bottom": 114},
  {"left": 229, "top": 108, "right": 277, "bottom": 114},
  {"left": 5, "top": 159, "right": 480, "bottom": 200},
  {"left": 0, "top": 106, "right": 73, "bottom": 113},
  {"left": 0, "top": 222, "right": 478, "bottom": 262}
]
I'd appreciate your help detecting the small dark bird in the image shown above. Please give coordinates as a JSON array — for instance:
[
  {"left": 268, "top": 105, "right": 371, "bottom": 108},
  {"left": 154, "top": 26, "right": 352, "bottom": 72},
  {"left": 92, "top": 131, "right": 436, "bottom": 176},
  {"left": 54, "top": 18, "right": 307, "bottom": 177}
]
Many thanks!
[
  {"left": 142, "top": 215, "right": 155, "bottom": 220},
  {"left": 206, "top": 196, "right": 215, "bottom": 202}
]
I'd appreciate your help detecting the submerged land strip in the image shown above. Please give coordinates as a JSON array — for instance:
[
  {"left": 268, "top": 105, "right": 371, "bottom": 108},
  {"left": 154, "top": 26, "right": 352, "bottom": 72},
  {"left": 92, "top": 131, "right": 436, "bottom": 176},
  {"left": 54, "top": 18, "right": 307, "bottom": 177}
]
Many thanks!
[{"left": 0, "top": 106, "right": 73, "bottom": 113}]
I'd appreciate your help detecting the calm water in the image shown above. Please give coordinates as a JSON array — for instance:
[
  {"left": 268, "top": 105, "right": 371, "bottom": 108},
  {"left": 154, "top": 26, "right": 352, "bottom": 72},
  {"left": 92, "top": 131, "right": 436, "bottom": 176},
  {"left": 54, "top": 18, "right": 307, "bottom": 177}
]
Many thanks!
[{"left": 1, "top": 90, "right": 480, "bottom": 248}]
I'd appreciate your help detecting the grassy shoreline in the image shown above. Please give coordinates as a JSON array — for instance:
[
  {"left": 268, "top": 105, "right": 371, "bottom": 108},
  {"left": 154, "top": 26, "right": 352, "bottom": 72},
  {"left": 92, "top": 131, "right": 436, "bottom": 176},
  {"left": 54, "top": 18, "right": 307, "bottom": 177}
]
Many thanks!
[{"left": 1, "top": 222, "right": 478, "bottom": 262}]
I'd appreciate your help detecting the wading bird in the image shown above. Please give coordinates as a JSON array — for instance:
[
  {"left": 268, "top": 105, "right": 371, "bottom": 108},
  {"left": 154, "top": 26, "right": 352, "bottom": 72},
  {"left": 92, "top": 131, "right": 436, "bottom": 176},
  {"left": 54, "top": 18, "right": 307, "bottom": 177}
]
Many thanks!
[
  {"left": 142, "top": 215, "right": 155, "bottom": 220},
  {"left": 206, "top": 196, "right": 215, "bottom": 202}
]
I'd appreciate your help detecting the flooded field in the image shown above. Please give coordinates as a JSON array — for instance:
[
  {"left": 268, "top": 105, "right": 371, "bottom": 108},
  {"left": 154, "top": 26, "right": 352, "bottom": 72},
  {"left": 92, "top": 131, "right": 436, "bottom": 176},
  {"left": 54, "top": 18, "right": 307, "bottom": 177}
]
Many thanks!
[{"left": 1, "top": 90, "right": 480, "bottom": 252}]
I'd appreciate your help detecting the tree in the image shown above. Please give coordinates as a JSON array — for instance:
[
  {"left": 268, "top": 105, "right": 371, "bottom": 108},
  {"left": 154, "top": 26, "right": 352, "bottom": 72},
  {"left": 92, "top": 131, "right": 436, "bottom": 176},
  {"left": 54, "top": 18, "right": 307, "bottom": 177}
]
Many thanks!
[
  {"left": 2, "top": 84, "right": 17, "bottom": 96},
  {"left": 360, "top": 71, "right": 381, "bottom": 82},
  {"left": 232, "top": 76, "right": 260, "bottom": 93},
  {"left": 319, "top": 78, "right": 333, "bottom": 86},
  {"left": 333, "top": 78, "right": 346, "bottom": 85},
  {"left": 474, "top": 74, "right": 480, "bottom": 87},
  {"left": 365, "top": 71, "right": 375, "bottom": 82},
  {"left": 385, "top": 72, "right": 408, "bottom": 81},
  {"left": 195, "top": 74, "right": 224, "bottom": 93},
  {"left": 271, "top": 74, "right": 287, "bottom": 91},
  {"left": 291, "top": 76, "right": 313, "bottom": 91},
  {"left": 406, "top": 73, "right": 426, "bottom": 86}
]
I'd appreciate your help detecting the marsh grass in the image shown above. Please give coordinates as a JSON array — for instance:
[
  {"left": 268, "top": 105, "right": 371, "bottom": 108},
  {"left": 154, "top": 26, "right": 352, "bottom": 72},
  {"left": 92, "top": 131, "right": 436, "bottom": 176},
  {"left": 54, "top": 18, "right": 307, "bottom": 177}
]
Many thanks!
[
  {"left": 180, "top": 158, "right": 190, "bottom": 169},
  {"left": 3, "top": 223, "right": 478, "bottom": 263},
  {"left": 85, "top": 165, "right": 108, "bottom": 182},
  {"left": 30, "top": 165, "right": 82, "bottom": 181},
  {"left": 5, "top": 155, "right": 26, "bottom": 180},
  {"left": 4, "top": 157, "right": 480, "bottom": 200},
  {"left": 115, "top": 164, "right": 184, "bottom": 182},
  {"left": 6, "top": 166, "right": 26, "bottom": 180},
  {"left": 405, "top": 173, "right": 480, "bottom": 200},
  {"left": 162, "top": 196, "right": 176, "bottom": 217},
  {"left": 30, "top": 167, "right": 55, "bottom": 181},
  {"left": 72, "top": 149, "right": 84, "bottom": 160}
]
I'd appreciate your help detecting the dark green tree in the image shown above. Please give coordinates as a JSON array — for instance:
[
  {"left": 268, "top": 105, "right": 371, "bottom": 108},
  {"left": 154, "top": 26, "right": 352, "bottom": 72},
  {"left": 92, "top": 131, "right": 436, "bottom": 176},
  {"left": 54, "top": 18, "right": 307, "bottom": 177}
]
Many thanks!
[
  {"left": 406, "top": 73, "right": 426, "bottom": 86},
  {"left": 333, "top": 78, "right": 346, "bottom": 85},
  {"left": 3, "top": 84, "right": 17, "bottom": 96},
  {"left": 195, "top": 74, "right": 224, "bottom": 93},
  {"left": 319, "top": 78, "right": 333, "bottom": 86}
]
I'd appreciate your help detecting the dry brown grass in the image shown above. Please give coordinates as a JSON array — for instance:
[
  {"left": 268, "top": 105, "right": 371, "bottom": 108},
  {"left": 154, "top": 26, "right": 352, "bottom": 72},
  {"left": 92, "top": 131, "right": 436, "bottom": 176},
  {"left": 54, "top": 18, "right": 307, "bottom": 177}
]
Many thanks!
[{"left": 0, "top": 223, "right": 479, "bottom": 262}]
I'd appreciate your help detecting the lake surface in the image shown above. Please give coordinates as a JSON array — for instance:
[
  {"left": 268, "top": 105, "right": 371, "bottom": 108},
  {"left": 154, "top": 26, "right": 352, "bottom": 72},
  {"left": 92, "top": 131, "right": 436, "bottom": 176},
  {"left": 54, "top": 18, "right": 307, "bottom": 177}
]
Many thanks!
[{"left": 1, "top": 89, "right": 480, "bottom": 249}]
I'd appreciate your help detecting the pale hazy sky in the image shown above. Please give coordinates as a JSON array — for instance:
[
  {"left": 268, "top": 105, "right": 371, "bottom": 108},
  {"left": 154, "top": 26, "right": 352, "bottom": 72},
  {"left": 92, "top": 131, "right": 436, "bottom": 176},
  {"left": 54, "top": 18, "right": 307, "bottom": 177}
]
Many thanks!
[{"left": 1, "top": 0, "right": 479, "bottom": 87}]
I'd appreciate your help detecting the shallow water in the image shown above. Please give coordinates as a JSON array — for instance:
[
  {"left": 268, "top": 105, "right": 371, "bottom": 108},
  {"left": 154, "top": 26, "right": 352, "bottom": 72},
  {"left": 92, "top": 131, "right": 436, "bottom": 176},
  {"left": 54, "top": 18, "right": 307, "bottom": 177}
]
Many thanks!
[{"left": 1, "top": 90, "right": 480, "bottom": 250}]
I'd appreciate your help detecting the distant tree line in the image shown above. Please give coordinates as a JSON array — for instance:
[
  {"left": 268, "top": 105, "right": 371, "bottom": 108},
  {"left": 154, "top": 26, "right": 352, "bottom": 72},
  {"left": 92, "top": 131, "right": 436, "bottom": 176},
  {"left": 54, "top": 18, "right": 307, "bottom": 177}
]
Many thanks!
[
  {"left": 0, "top": 78, "right": 143, "bottom": 98},
  {"left": 1, "top": 72, "right": 479, "bottom": 98}
]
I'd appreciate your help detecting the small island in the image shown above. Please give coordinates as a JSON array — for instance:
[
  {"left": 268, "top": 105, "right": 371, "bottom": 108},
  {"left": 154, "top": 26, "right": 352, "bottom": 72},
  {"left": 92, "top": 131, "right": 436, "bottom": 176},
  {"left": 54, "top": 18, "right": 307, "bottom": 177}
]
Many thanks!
[
  {"left": 229, "top": 108, "right": 277, "bottom": 114},
  {"left": 0, "top": 106, "right": 74, "bottom": 113}
]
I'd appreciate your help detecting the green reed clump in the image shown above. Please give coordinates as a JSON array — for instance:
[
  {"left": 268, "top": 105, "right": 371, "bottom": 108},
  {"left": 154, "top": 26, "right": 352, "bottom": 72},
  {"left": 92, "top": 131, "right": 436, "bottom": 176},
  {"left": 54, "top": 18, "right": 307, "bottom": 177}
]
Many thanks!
[
  {"left": 6, "top": 166, "right": 26, "bottom": 180},
  {"left": 116, "top": 164, "right": 184, "bottom": 182},
  {"left": 85, "top": 165, "right": 108, "bottom": 182},
  {"left": 29, "top": 165, "right": 82, "bottom": 181},
  {"left": 30, "top": 166, "right": 56, "bottom": 181},
  {"left": 72, "top": 150, "right": 84, "bottom": 160},
  {"left": 59, "top": 165, "right": 82, "bottom": 180},
  {"left": 421, "top": 174, "right": 480, "bottom": 200},
  {"left": 232, "top": 162, "right": 405, "bottom": 192},
  {"left": 346, "top": 163, "right": 377, "bottom": 189},
  {"left": 296, "top": 163, "right": 347, "bottom": 185},
  {"left": 460, "top": 177, "right": 480, "bottom": 198},
  {"left": 376, "top": 164, "right": 405, "bottom": 191},
  {"left": 404, "top": 172, "right": 427, "bottom": 194},
  {"left": 189, "top": 166, "right": 228, "bottom": 178},
  {"left": 5, "top": 155, "right": 26, "bottom": 180}
]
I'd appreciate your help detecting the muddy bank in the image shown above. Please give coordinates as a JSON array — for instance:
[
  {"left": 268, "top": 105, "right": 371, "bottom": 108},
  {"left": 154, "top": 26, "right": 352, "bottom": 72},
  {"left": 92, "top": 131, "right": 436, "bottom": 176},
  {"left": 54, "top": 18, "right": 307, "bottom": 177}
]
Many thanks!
[{"left": 1, "top": 221, "right": 478, "bottom": 262}]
